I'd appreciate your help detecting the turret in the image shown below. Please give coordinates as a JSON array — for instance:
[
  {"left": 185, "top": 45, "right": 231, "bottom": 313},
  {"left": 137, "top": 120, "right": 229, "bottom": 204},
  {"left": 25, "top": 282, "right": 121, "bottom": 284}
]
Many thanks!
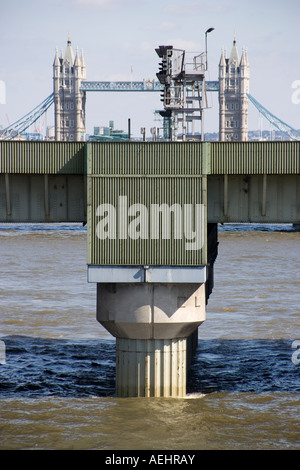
[
  {"left": 53, "top": 47, "right": 60, "bottom": 68},
  {"left": 53, "top": 47, "right": 61, "bottom": 140},
  {"left": 74, "top": 48, "right": 81, "bottom": 67},
  {"left": 239, "top": 48, "right": 250, "bottom": 141},
  {"left": 81, "top": 49, "right": 86, "bottom": 80},
  {"left": 229, "top": 34, "right": 239, "bottom": 66},
  {"left": 218, "top": 35, "right": 250, "bottom": 142},
  {"left": 53, "top": 48, "right": 60, "bottom": 93},
  {"left": 240, "top": 48, "right": 250, "bottom": 88},
  {"left": 218, "top": 49, "right": 226, "bottom": 141},
  {"left": 74, "top": 48, "right": 81, "bottom": 84},
  {"left": 219, "top": 49, "right": 226, "bottom": 78},
  {"left": 53, "top": 35, "right": 86, "bottom": 141},
  {"left": 64, "top": 33, "right": 75, "bottom": 65}
]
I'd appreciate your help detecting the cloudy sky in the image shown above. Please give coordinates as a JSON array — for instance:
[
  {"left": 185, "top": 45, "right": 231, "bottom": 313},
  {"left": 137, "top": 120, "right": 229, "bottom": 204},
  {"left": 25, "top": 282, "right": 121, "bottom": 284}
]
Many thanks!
[{"left": 0, "top": 0, "right": 299, "bottom": 137}]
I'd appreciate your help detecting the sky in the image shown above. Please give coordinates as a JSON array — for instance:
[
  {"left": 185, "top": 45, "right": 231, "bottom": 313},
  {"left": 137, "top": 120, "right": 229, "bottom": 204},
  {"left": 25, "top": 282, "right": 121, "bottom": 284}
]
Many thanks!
[{"left": 0, "top": 0, "right": 300, "bottom": 138}]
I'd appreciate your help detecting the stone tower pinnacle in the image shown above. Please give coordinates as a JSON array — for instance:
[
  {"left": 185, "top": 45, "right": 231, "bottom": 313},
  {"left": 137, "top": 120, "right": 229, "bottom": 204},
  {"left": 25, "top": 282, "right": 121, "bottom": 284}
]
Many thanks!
[
  {"left": 53, "top": 35, "right": 86, "bottom": 141},
  {"left": 218, "top": 35, "right": 250, "bottom": 141}
]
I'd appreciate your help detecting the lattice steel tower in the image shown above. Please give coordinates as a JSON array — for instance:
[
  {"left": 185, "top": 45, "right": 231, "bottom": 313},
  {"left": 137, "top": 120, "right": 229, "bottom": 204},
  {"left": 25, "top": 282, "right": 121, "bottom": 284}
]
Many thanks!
[
  {"left": 53, "top": 35, "right": 86, "bottom": 141},
  {"left": 218, "top": 36, "right": 250, "bottom": 141}
]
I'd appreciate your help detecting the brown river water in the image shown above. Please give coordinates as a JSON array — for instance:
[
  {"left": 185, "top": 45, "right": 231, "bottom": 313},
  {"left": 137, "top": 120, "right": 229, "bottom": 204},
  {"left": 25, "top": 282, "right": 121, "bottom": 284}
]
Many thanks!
[{"left": 0, "top": 223, "right": 299, "bottom": 450}]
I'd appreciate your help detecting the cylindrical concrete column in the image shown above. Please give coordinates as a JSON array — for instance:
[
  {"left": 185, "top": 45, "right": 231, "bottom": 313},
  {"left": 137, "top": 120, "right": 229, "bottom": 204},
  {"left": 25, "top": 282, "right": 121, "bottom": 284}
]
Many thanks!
[
  {"left": 116, "top": 338, "right": 187, "bottom": 397},
  {"left": 187, "top": 327, "right": 198, "bottom": 367},
  {"left": 97, "top": 282, "right": 205, "bottom": 397}
]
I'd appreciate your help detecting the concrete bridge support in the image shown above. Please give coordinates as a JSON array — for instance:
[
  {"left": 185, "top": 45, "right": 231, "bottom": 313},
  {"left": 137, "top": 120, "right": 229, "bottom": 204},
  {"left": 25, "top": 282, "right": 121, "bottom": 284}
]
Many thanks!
[
  {"left": 96, "top": 282, "right": 206, "bottom": 397},
  {"left": 115, "top": 338, "right": 188, "bottom": 397}
]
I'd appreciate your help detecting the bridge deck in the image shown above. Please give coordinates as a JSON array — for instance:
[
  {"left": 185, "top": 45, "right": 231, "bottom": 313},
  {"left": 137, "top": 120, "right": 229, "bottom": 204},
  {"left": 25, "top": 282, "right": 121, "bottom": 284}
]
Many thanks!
[{"left": 0, "top": 141, "right": 299, "bottom": 225}]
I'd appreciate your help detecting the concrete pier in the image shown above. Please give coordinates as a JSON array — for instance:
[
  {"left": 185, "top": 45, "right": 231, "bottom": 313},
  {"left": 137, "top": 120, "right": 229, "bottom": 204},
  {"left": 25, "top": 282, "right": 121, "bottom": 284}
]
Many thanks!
[
  {"left": 97, "top": 283, "right": 205, "bottom": 397},
  {"left": 1, "top": 141, "right": 299, "bottom": 398},
  {"left": 116, "top": 338, "right": 188, "bottom": 397}
]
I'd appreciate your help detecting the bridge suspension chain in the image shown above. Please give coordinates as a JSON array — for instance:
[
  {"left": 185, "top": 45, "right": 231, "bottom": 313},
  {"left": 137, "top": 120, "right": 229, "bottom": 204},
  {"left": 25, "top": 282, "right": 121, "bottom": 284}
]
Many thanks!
[
  {"left": 2, "top": 90, "right": 299, "bottom": 141},
  {"left": 247, "top": 93, "right": 300, "bottom": 141},
  {"left": 1, "top": 93, "right": 54, "bottom": 140}
]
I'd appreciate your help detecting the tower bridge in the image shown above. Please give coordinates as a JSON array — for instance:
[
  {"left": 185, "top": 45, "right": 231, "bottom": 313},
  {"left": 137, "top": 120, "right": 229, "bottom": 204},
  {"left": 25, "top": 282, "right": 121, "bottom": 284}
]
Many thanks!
[
  {"left": 1, "top": 35, "right": 299, "bottom": 142},
  {"left": 0, "top": 36, "right": 299, "bottom": 398},
  {"left": 52, "top": 35, "right": 249, "bottom": 142}
]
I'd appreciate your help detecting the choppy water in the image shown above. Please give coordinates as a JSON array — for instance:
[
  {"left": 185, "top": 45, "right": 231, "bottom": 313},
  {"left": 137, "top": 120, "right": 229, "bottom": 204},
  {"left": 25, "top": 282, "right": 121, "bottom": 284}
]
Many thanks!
[{"left": 0, "top": 223, "right": 299, "bottom": 450}]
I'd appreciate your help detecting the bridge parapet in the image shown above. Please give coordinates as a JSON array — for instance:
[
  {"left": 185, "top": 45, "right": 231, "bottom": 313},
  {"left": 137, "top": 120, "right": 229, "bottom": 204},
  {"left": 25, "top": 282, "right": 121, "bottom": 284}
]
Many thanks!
[
  {"left": 0, "top": 141, "right": 85, "bottom": 174},
  {"left": 0, "top": 141, "right": 86, "bottom": 223},
  {"left": 207, "top": 141, "right": 300, "bottom": 224},
  {"left": 1, "top": 140, "right": 299, "bottom": 176},
  {"left": 209, "top": 141, "right": 300, "bottom": 175},
  {"left": 0, "top": 140, "right": 299, "bottom": 225}
]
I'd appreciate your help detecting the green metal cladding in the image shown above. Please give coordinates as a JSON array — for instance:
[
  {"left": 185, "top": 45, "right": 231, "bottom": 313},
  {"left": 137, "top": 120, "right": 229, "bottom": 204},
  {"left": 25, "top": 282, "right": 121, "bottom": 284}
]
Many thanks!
[
  {"left": 87, "top": 142, "right": 207, "bottom": 266},
  {"left": 1, "top": 140, "right": 299, "bottom": 265},
  {"left": 1, "top": 140, "right": 299, "bottom": 176},
  {"left": 209, "top": 141, "right": 300, "bottom": 174},
  {"left": 0, "top": 141, "right": 85, "bottom": 174}
]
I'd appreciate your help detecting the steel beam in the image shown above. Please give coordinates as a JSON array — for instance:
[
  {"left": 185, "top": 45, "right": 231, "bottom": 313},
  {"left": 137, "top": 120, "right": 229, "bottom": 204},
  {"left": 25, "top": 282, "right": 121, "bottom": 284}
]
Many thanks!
[{"left": 80, "top": 80, "right": 219, "bottom": 92}]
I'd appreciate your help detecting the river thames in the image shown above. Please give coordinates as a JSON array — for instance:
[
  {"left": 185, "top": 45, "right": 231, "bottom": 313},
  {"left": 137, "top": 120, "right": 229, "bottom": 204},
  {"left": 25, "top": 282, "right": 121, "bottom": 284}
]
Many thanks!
[{"left": 0, "top": 223, "right": 299, "bottom": 450}]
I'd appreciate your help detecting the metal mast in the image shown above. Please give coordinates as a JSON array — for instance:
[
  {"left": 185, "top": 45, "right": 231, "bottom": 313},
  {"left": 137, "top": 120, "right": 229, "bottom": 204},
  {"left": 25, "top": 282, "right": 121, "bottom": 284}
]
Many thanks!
[{"left": 155, "top": 44, "right": 209, "bottom": 141}]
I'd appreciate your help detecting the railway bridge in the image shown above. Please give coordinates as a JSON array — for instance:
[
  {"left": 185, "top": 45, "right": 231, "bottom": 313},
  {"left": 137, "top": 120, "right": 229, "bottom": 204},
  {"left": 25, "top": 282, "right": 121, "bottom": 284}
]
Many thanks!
[{"left": 0, "top": 140, "right": 299, "bottom": 397}]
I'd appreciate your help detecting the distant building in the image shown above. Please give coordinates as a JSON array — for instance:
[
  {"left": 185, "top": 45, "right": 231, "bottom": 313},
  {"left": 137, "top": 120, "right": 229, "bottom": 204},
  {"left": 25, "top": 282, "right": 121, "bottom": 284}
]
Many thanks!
[
  {"left": 218, "top": 36, "right": 250, "bottom": 141},
  {"left": 24, "top": 132, "right": 43, "bottom": 141},
  {"left": 89, "top": 121, "right": 129, "bottom": 141},
  {"left": 53, "top": 35, "right": 86, "bottom": 141},
  {"left": 46, "top": 126, "right": 55, "bottom": 140}
]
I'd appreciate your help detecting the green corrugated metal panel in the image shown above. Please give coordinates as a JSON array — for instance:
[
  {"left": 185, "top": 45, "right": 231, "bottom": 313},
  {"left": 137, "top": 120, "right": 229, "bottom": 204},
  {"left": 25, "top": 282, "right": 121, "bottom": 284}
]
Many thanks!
[
  {"left": 87, "top": 142, "right": 207, "bottom": 266},
  {"left": 210, "top": 142, "right": 300, "bottom": 174},
  {"left": 0, "top": 141, "right": 85, "bottom": 174},
  {"left": 87, "top": 141, "right": 207, "bottom": 175},
  {"left": 1, "top": 140, "right": 299, "bottom": 176}
]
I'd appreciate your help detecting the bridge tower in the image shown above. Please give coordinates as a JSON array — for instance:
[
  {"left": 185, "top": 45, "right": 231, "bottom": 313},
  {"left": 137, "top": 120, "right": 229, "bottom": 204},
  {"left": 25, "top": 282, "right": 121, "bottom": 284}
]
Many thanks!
[
  {"left": 53, "top": 35, "right": 86, "bottom": 141},
  {"left": 219, "top": 36, "right": 250, "bottom": 141}
]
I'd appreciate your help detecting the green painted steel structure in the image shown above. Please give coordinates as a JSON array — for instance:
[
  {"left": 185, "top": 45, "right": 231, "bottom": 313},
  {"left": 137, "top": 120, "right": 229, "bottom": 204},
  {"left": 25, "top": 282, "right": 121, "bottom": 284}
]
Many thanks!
[
  {"left": 0, "top": 141, "right": 299, "bottom": 261},
  {"left": 0, "top": 141, "right": 85, "bottom": 174},
  {"left": 209, "top": 142, "right": 300, "bottom": 174},
  {"left": 86, "top": 142, "right": 207, "bottom": 266},
  {"left": 0, "top": 142, "right": 86, "bottom": 223},
  {"left": 1, "top": 140, "right": 299, "bottom": 176}
]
